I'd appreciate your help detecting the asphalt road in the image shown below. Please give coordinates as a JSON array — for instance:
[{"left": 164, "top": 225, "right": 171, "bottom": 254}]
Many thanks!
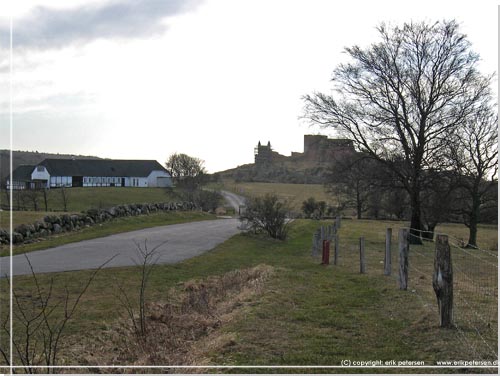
[
  {"left": 0, "top": 218, "right": 240, "bottom": 277},
  {"left": 220, "top": 190, "right": 246, "bottom": 214}
]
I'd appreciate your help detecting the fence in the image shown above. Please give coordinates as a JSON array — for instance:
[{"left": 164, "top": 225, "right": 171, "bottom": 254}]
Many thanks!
[{"left": 311, "top": 222, "right": 498, "bottom": 362}]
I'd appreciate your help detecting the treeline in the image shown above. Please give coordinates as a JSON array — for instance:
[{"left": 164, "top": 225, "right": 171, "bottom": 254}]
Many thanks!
[{"left": 323, "top": 153, "right": 497, "bottom": 246}]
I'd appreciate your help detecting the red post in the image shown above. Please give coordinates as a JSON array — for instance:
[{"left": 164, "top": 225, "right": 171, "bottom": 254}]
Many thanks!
[{"left": 322, "top": 240, "right": 330, "bottom": 265}]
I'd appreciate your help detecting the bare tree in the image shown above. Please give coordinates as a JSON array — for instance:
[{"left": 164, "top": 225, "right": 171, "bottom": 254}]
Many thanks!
[
  {"left": 60, "top": 186, "right": 69, "bottom": 212},
  {"left": 42, "top": 188, "right": 49, "bottom": 212},
  {"left": 1, "top": 255, "right": 115, "bottom": 373},
  {"left": 325, "top": 154, "right": 380, "bottom": 219},
  {"left": 23, "top": 189, "right": 42, "bottom": 211},
  {"left": 165, "top": 153, "right": 207, "bottom": 189},
  {"left": 304, "top": 20, "right": 493, "bottom": 243},
  {"left": 450, "top": 106, "right": 498, "bottom": 247},
  {"left": 116, "top": 239, "right": 164, "bottom": 338},
  {"left": 420, "top": 170, "right": 458, "bottom": 240}
]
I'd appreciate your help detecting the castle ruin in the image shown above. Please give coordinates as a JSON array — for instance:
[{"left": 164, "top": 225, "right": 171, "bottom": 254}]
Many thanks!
[{"left": 254, "top": 135, "right": 355, "bottom": 166}]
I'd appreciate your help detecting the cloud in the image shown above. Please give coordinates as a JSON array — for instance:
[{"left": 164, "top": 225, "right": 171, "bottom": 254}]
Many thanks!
[{"left": 1, "top": 0, "right": 203, "bottom": 49}]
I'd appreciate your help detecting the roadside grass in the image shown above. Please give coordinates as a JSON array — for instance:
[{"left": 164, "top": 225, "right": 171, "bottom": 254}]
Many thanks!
[
  {"left": 7, "top": 187, "right": 176, "bottom": 213},
  {"left": 0, "top": 211, "right": 215, "bottom": 257},
  {"left": 222, "top": 180, "right": 335, "bottom": 211},
  {"left": 0, "top": 219, "right": 496, "bottom": 372}
]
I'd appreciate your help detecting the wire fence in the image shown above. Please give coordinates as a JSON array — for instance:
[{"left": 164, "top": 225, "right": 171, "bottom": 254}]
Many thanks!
[
  {"left": 404, "top": 228, "right": 498, "bottom": 361},
  {"left": 311, "top": 223, "right": 498, "bottom": 362}
]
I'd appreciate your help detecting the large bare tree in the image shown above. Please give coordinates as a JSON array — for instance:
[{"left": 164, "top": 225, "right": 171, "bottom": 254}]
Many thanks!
[{"left": 304, "top": 20, "right": 493, "bottom": 243}]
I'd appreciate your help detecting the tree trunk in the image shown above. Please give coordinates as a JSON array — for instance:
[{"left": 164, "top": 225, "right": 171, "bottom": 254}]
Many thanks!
[
  {"left": 422, "top": 223, "right": 435, "bottom": 241},
  {"left": 409, "top": 189, "right": 423, "bottom": 244},
  {"left": 43, "top": 189, "right": 49, "bottom": 212},
  {"left": 356, "top": 188, "right": 362, "bottom": 219},
  {"left": 467, "top": 194, "right": 480, "bottom": 248}
]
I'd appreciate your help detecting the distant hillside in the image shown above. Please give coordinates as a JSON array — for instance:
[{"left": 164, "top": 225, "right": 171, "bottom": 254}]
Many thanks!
[
  {"left": 0, "top": 150, "right": 101, "bottom": 182},
  {"left": 214, "top": 161, "right": 328, "bottom": 184}
]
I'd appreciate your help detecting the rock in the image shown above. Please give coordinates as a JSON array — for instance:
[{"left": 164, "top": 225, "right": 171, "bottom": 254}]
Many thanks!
[
  {"left": 12, "top": 232, "right": 23, "bottom": 244},
  {"left": 107, "top": 207, "right": 117, "bottom": 217},
  {"left": 53, "top": 223, "right": 62, "bottom": 234}
]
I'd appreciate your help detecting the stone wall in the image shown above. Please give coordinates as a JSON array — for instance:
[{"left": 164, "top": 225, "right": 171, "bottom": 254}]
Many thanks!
[{"left": 0, "top": 201, "right": 197, "bottom": 245}]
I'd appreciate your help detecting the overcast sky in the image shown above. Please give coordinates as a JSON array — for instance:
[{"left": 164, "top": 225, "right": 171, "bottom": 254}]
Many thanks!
[{"left": 0, "top": 0, "right": 498, "bottom": 173}]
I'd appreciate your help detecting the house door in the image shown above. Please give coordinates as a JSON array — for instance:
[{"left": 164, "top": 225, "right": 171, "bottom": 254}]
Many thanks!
[
  {"left": 121, "top": 178, "right": 125, "bottom": 187},
  {"left": 72, "top": 176, "right": 83, "bottom": 187}
]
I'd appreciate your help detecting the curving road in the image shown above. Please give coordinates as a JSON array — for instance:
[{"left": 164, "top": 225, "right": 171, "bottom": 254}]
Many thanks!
[
  {"left": 0, "top": 218, "right": 241, "bottom": 277},
  {"left": 0, "top": 190, "right": 249, "bottom": 278},
  {"left": 220, "top": 190, "right": 246, "bottom": 214}
]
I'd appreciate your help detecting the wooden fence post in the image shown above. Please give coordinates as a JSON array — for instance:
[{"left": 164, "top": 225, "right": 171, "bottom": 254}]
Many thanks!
[
  {"left": 359, "top": 237, "right": 365, "bottom": 274},
  {"left": 334, "top": 233, "right": 339, "bottom": 265},
  {"left": 384, "top": 228, "right": 392, "bottom": 276},
  {"left": 398, "top": 229, "right": 409, "bottom": 290},
  {"left": 433, "top": 235, "right": 453, "bottom": 328},
  {"left": 322, "top": 240, "right": 330, "bottom": 265},
  {"left": 336, "top": 216, "right": 341, "bottom": 229},
  {"left": 312, "top": 232, "right": 318, "bottom": 257}
]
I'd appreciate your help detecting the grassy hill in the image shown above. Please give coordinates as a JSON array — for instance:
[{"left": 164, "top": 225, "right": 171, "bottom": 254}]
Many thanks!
[{"left": 215, "top": 158, "right": 329, "bottom": 184}]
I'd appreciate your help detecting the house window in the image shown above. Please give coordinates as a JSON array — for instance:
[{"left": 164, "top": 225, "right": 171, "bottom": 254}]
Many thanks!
[{"left": 36, "top": 166, "right": 44, "bottom": 172}]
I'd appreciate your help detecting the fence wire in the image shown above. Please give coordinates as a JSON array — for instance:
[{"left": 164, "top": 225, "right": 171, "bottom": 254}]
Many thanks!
[
  {"left": 404, "top": 229, "right": 498, "bottom": 361},
  {"left": 310, "top": 223, "right": 498, "bottom": 362}
]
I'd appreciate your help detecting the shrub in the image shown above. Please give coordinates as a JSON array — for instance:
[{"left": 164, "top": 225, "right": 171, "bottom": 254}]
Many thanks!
[
  {"left": 302, "top": 197, "right": 327, "bottom": 219},
  {"left": 240, "top": 193, "right": 289, "bottom": 240}
]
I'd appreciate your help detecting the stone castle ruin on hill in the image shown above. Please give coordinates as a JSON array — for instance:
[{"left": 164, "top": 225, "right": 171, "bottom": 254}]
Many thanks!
[{"left": 254, "top": 135, "right": 355, "bottom": 166}]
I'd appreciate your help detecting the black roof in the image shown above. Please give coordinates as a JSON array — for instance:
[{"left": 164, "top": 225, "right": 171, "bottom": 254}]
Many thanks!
[
  {"left": 8, "top": 165, "right": 35, "bottom": 181},
  {"left": 39, "top": 159, "right": 169, "bottom": 177}
]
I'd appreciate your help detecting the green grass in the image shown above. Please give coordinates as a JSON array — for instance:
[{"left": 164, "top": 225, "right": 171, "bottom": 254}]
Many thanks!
[
  {"left": 223, "top": 180, "right": 334, "bottom": 211},
  {"left": 8, "top": 187, "right": 175, "bottom": 213},
  {"left": 1, "top": 219, "right": 496, "bottom": 371},
  {"left": 0, "top": 211, "right": 216, "bottom": 256}
]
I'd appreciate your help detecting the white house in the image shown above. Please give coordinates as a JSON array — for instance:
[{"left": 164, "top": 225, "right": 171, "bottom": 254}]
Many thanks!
[{"left": 7, "top": 159, "right": 173, "bottom": 189}]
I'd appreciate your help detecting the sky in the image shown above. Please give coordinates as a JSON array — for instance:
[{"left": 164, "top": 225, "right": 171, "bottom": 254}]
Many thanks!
[{"left": 0, "top": 0, "right": 498, "bottom": 173}]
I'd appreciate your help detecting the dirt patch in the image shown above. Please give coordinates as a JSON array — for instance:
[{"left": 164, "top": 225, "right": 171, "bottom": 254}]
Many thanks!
[{"left": 71, "top": 264, "right": 274, "bottom": 371}]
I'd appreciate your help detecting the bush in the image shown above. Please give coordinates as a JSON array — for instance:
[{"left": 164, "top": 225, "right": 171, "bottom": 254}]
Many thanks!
[
  {"left": 176, "top": 188, "right": 222, "bottom": 213},
  {"left": 240, "top": 193, "right": 289, "bottom": 240},
  {"left": 302, "top": 197, "right": 327, "bottom": 219}
]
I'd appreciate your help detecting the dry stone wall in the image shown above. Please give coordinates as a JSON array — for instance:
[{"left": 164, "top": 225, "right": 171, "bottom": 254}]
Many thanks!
[{"left": 0, "top": 201, "right": 197, "bottom": 245}]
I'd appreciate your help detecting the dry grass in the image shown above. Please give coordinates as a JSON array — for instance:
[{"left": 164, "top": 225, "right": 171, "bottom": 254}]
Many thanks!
[
  {"left": 223, "top": 180, "right": 334, "bottom": 211},
  {"left": 67, "top": 265, "right": 274, "bottom": 371},
  {"left": 333, "top": 220, "right": 498, "bottom": 363}
]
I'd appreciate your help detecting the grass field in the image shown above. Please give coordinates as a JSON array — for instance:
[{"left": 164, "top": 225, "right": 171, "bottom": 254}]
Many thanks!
[
  {"left": 0, "top": 210, "right": 77, "bottom": 231},
  {"left": 6, "top": 187, "right": 175, "bottom": 213},
  {"left": 1, "top": 219, "right": 496, "bottom": 372},
  {"left": 223, "top": 181, "right": 334, "bottom": 212}
]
